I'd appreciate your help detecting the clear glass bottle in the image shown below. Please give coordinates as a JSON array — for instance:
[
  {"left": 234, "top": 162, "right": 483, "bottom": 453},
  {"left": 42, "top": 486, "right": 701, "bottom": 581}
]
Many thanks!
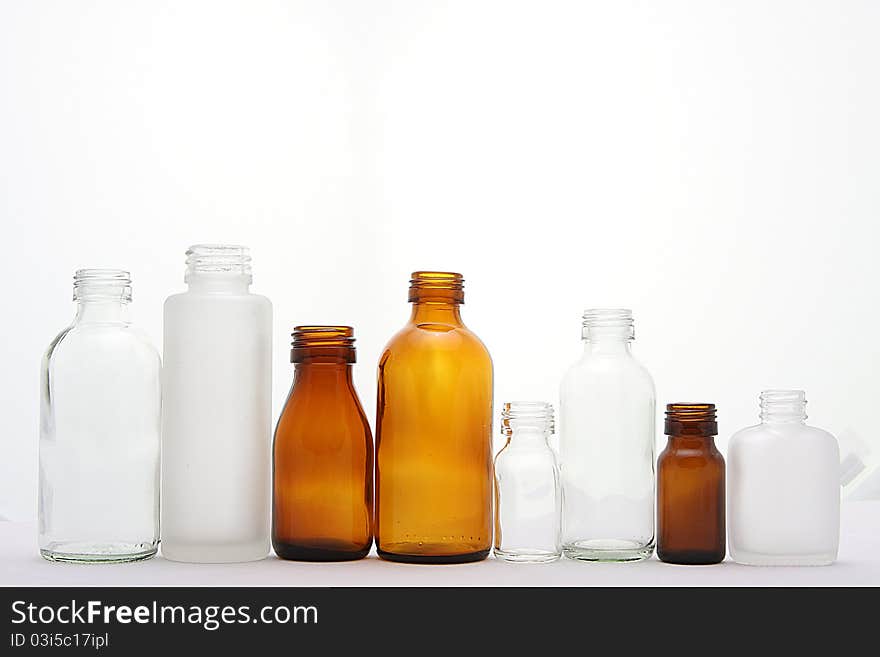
[
  {"left": 559, "top": 308, "right": 655, "bottom": 562},
  {"left": 493, "top": 402, "right": 561, "bottom": 563},
  {"left": 273, "top": 326, "right": 373, "bottom": 561},
  {"left": 728, "top": 390, "right": 839, "bottom": 566},
  {"left": 375, "top": 271, "right": 493, "bottom": 563},
  {"left": 39, "top": 269, "right": 161, "bottom": 563},
  {"left": 657, "top": 403, "right": 725, "bottom": 565},
  {"left": 162, "top": 245, "right": 272, "bottom": 563}
]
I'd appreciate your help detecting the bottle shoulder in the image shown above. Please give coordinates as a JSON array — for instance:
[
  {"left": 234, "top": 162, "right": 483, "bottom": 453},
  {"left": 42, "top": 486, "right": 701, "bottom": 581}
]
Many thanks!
[
  {"left": 381, "top": 321, "right": 491, "bottom": 361},
  {"left": 729, "top": 422, "right": 839, "bottom": 454},
  {"left": 561, "top": 351, "right": 654, "bottom": 392},
  {"left": 44, "top": 322, "right": 160, "bottom": 367}
]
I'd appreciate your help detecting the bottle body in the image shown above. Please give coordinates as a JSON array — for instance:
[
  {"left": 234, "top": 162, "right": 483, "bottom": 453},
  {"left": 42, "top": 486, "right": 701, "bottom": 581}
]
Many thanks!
[
  {"left": 657, "top": 404, "right": 725, "bottom": 565},
  {"left": 375, "top": 272, "right": 493, "bottom": 563},
  {"left": 559, "top": 309, "right": 655, "bottom": 562},
  {"left": 161, "top": 246, "right": 272, "bottom": 563},
  {"left": 494, "top": 402, "right": 561, "bottom": 563},
  {"left": 39, "top": 270, "right": 160, "bottom": 563},
  {"left": 273, "top": 327, "right": 373, "bottom": 561},
  {"left": 728, "top": 391, "right": 839, "bottom": 566}
]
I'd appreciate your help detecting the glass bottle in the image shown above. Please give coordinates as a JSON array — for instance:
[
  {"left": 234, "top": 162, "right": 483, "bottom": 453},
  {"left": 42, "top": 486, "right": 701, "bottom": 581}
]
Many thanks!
[
  {"left": 161, "top": 245, "right": 272, "bottom": 563},
  {"left": 728, "top": 390, "right": 839, "bottom": 566},
  {"left": 273, "top": 326, "right": 373, "bottom": 561},
  {"left": 39, "top": 269, "right": 160, "bottom": 563},
  {"left": 657, "top": 403, "right": 725, "bottom": 565},
  {"left": 375, "top": 271, "right": 493, "bottom": 563},
  {"left": 493, "top": 402, "right": 561, "bottom": 563},
  {"left": 559, "top": 308, "right": 655, "bottom": 562}
]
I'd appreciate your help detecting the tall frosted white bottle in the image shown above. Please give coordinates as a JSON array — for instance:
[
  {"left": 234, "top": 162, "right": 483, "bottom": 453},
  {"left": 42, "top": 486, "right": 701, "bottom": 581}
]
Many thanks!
[
  {"left": 728, "top": 390, "right": 839, "bottom": 566},
  {"left": 161, "top": 245, "right": 272, "bottom": 562}
]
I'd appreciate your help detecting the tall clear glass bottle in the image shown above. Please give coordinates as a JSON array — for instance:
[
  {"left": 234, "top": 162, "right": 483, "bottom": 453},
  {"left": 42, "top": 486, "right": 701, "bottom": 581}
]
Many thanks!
[
  {"left": 375, "top": 271, "right": 493, "bottom": 563},
  {"left": 728, "top": 390, "right": 839, "bottom": 566},
  {"left": 273, "top": 326, "right": 373, "bottom": 561},
  {"left": 559, "top": 309, "right": 655, "bottom": 562},
  {"left": 162, "top": 245, "right": 272, "bottom": 563},
  {"left": 39, "top": 269, "right": 160, "bottom": 563},
  {"left": 494, "top": 402, "right": 561, "bottom": 563}
]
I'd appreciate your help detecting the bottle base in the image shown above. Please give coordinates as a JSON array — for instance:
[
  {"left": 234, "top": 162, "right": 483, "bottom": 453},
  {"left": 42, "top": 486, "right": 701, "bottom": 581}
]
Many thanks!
[
  {"left": 563, "top": 539, "right": 654, "bottom": 562},
  {"left": 493, "top": 548, "right": 561, "bottom": 564},
  {"left": 730, "top": 548, "right": 836, "bottom": 566},
  {"left": 40, "top": 542, "right": 157, "bottom": 564},
  {"left": 161, "top": 540, "right": 268, "bottom": 563},
  {"left": 657, "top": 548, "right": 725, "bottom": 565},
  {"left": 273, "top": 539, "right": 370, "bottom": 562},
  {"left": 377, "top": 545, "right": 490, "bottom": 564}
]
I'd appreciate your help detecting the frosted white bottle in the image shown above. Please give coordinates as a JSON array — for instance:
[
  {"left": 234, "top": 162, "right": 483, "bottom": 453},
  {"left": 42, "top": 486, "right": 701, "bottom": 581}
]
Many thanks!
[
  {"left": 559, "top": 309, "right": 655, "bottom": 562},
  {"left": 728, "top": 390, "right": 839, "bottom": 566},
  {"left": 161, "top": 245, "right": 272, "bottom": 562}
]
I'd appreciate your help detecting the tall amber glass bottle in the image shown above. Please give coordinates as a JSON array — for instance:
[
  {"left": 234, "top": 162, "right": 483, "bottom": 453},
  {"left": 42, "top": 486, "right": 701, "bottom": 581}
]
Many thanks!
[
  {"left": 657, "top": 403, "right": 725, "bottom": 565},
  {"left": 375, "top": 272, "right": 493, "bottom": 563},
  {"left": 272, "top": 326, "right": 373, "bottom": 561}
]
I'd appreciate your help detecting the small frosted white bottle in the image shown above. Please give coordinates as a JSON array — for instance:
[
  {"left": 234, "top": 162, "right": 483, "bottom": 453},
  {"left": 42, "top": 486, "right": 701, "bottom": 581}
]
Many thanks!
[
  {"left": 728, "top": 390, "right": 840, "bottom": 566},
  {"left": 161, "top": 245, "right": 272, "bottom": 562}
]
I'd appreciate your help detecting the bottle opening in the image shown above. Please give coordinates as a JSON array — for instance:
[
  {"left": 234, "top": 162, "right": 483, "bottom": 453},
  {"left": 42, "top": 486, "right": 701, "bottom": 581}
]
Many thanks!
[
  {"left": 664, "top": 403, "right": 718, "bottom": 436},
  {"left": 73, "top": 269, "right": 132, "bottom": 302},
  {"left": 582, "top": 308, "right": 634, "bottom": 341},
  {"left": 291, "top": 325, "right": 356, "bottom": 363},
  {"left": 408, "top": 271, "right": 464, "bottom": 304},
  {"left": 501, "top": 401, "right": 555, "bottom": 436},
  {"left": 185, "top": 244, "right": 252, "bottom": 282},
  {"left": 760, "top": 389, "right": 807, "bottom": 422}
]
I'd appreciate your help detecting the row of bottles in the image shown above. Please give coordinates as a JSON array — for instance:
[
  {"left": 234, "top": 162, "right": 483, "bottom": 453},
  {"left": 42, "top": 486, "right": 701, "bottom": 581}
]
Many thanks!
[{"left": 38, "top": 247, "right": 841, "bottom": 566}]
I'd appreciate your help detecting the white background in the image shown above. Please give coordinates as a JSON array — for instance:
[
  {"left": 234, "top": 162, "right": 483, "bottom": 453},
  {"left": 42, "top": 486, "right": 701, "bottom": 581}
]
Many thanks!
[{"left": 1, "top": 1, "right": 878, "bottom": 522}]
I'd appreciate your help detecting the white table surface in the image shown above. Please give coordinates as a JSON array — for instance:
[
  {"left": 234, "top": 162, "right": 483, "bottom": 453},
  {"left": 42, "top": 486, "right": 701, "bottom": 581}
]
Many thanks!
[{"left": 3, "top": 501, "right": 878, "bottom": 587}]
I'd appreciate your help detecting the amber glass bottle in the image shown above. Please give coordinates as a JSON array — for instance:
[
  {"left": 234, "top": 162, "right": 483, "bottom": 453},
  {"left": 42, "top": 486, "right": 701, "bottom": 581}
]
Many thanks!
[
  {"left": 272, "top": 326, "right": 373, "bottom": 561},
  {"left": 657, "top": 403, "right": 725, "bottom": 565},
  {"left": 375, "top": 272, "right": 493, "bottom": 563}
]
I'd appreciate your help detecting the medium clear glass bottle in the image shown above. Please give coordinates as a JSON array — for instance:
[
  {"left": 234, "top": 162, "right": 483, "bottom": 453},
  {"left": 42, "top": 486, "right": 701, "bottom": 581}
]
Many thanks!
[
  {"left": 728, "top": 390, "right": 839, "bottom": 566},
  {"left": 375, "top": 271, "right": 493, "bottom": 563},
  {"left": 559, "top": 309, "right": 655, "bottom": 562},
  {"left": 162, "top": 245, "right": 272, "bottom": 563},
  {"left": 657, "top": 403, "right": 725, "bottom": 565},
  {"left": 493, "top": 402, "right": 561, "bottom": 563},
  {"left": 39, "top": 270, "right": 160, "bottom": 563},
  {"left": 273, "top": 326, "right": 373, "bottom": 561}
]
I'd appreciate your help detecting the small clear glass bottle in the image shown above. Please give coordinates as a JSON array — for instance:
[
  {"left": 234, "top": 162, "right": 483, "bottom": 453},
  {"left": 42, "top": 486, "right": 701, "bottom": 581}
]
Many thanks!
[
  {"left": 39, "top": 270, "right": 161, "bottom": 563},
  {"left": 493, "top": 402, "right": 561, "bottom": 563},
  {"left": 559, "top": 309, "right": 655, "bottom": 562},
  {"left": 728, "top": 390, "right": 839, "bottom": 566}
]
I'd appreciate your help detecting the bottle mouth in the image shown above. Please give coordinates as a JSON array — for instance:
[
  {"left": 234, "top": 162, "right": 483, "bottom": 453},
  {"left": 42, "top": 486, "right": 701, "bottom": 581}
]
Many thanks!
[
  {"left": 664, "top": 403, "right": 718, "bottom": 436},
  {"left": 760, "top": 389, "right": 807, "bottom": 422},
  {"left": 73, "top": 269, "right": 132, "bottom": 302},
  {"left": 291, "top": 325, "right": 356, "bottom": 363},
  {"left": 408, "top": 271, "right": 464, "bottom": 303},
  {"left": 582, "top": 308, "right": 634, "bottom": 341},
  {"left": 501, "top": 401, "right": 555, "bottom": 436},
  {"left": 185, "top": 244, "right": 252, "bottom": 282}
]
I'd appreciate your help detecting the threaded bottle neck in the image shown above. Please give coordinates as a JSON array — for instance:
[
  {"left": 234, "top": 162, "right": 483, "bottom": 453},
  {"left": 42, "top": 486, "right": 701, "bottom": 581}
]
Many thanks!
[
  {"left": 408, "top": 271, "right": 464, "bottom": 304},
  {"left": 502, "top": 402, "right": 555, "bottom": 438},
  {"left": 291, "top": 326, "right": 356, "bottom": 364},
  {"left": 73, "top": 269, "right": 132, "bottom": 303},
  {"left": 665, "top": 403, "right": 718, "bottom": 436},
  {"left": 582, "top": 308, "right": 634, "bottom": 342},
  {"left": 760, "top": 390, "right": 807, "bottom": 423},
  {"left": 185, "top": 244, "right": 252, "bottom": 287}
]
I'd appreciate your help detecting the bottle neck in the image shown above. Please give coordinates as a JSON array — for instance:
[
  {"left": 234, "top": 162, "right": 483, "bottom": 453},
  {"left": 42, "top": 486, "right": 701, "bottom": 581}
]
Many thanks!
[
  {"left": 581, "top": 309, "right": 634, "bottom": 355},
  {"left": 583, "top": 335, "right": 632, "bottom": 355},
  {"left": 760, "top": 390, "right": 807, "bottom": 424},
  {"left": 294, "top": 362, "right": 353, "bottom": 386},
  {"left": 74, "top": 299, "right": 130, "bottom": 325},
  {"left": 507, "top": 426, "right": 552, "bottom": 448},
  {"left": 666, "top": 434, "right": 717, "bottom": 450},
  {"left": 410, "top": 301, "right": 463, "bottom": 325}
]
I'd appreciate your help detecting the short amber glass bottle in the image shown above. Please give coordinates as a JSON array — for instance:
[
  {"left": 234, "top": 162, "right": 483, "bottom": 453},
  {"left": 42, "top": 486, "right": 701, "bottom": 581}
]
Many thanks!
[
  {"left": 375, "top": 272, "right": 494, "bottom": 563},
  {"left": 657, "top": 403, "right": 725, "bottom": 565},
  {"left": 272, "top": 326, "right": 373, "bottom": 561}
]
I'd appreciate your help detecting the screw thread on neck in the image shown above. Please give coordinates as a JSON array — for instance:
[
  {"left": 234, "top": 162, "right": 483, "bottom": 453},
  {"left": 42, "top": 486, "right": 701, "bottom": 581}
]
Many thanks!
[{"left": 760, "top": 390, "right": 807, "bottom": 423}]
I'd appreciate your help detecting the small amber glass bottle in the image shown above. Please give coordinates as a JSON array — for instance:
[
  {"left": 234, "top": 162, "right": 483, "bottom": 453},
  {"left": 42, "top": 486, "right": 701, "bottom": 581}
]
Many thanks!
[
  {"left": 657, "top": 403, "right": 725, "bottom": 565},
  {"left": 272, "top": 326, "right": 373, "bottom": 561},
  {"left": 375, "top": 272, "right": 494, "bottom": 563}
]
